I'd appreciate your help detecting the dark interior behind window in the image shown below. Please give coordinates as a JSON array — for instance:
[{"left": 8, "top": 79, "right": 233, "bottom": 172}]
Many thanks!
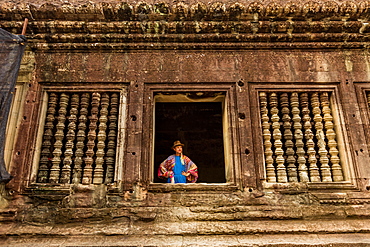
[{"left": 154, "top": 102, "right": 226, "bottom": 183}]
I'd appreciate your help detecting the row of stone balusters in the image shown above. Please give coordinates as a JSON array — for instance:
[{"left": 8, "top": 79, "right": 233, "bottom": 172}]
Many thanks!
[
  {"left": 259, "top": 91, "right": 344, "bottom": 183},
  {"left": 37, "top": 92, "right": 119, "bottom": 184}
]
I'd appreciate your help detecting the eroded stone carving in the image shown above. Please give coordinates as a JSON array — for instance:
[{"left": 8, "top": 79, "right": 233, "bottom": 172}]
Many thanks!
[
  {"left": 228, "top": 3, "right": 245, "bottom": 20},
  {"left": 247, "top": 2, "right": 264, "bottom": 15},
  {"left": 284, "top": 2, "right": 302, "bottom": 17},
  {"left": 190, "top": 2, "right": 207, "bottom": 21},
  {"left": 154, "top": 2, "right": 169, "bottom": 15},
  {"left": 322, "top": 1, "right": 339, "bottom": 16},
  {"left": 266, "top": 2, "right": 283, "bottom": 17},
  {"left": 1, "top": 1, "right": 368, "bottom": 22},
  {"left": 358, "top": 1, "right": 370, "bottom": 16},
  {"left": 340, "top": 1, "right": 358, "bottom": 16},
  {"left": 210, "top": 2, "right": 226, "bottom": 20},
  {"left": 303, "top": 1, "right": 322, "bottom": 16},
  {"left": 117, "top": 2, "right": 133, "bottom": 21},
  {"left": 172, "top": 2, "right": 189, "bottom": 20}
]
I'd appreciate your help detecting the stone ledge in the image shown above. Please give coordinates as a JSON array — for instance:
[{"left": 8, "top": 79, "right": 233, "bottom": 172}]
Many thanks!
[
  {"left": 9, "top": 204, "right": 370, "bottom": 225},
  {"left": 2, "top": 233, "right": 370, "bottom": 247},
  {"left": 1, "top": 219, "right": 370, "bottom": 238},
  {"left": 20, "top": 41, "right": 370, "bottom": 51},
  {"left": 148, "top": 183, "right": 239, "bottom": 192}
]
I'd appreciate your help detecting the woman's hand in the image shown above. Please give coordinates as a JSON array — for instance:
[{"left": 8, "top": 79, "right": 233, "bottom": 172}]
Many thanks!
[{"left": 182, "top": 171, "right": 190, "bottom": 177}]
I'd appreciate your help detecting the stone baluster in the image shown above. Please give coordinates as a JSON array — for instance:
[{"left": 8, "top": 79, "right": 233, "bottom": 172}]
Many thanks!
[
  {"left": 281, "top": 93, "right": 297, "bottom": 182},
  {"left": 304, "top": 93, "right": 321, "bottom": 182},
  {"left": 105, "top": 93, "right": 118, "bottom": 183},
  {"left": 82, "top": 93, "right": 100, "bottom": 184},
  {"left": 49, "top": 93, "right": 69, "bottom": 183},
  {"left": 312, "top": 92, "right": 332, "bottom": 182},
  {"left": 94, "top": 93, "right": 109, "bottom": 184},
  {"left": 37, "top": 93, "right": 58, "bottom": 183},
  {"left": 259, "top": 92, "right": 276, "bottom": 182},
  {"left": 296, "top": 93, "right": 309, "bottom": 182},
  {"left": 320, "top": 92, "right": 343, "bottom": 181},
  {"left": 73, "top": 93, "right": 89, "bottom": 184},
  {"left": 59, "top": 94, "right": 79, "bottom": 184},
  {"left": 270, "top": 93, "right": 287, "bottom": 183}
]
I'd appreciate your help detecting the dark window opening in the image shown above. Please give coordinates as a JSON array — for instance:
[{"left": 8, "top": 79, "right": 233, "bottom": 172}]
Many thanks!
[{"left": 154, "top": 102, "right": 226, "bottom": 183}]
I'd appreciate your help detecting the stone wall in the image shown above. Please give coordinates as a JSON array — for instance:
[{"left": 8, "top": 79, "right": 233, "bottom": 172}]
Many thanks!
[{"left": 1, "top": 0, "right": 370, "bottom": 246}]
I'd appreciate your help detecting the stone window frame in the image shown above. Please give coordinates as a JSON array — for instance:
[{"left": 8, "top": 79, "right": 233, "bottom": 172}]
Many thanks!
[
  {"left": 28, "top": 83, "right": 128, "bottom": 188},
  {"left": 249, "top": 83, "right": 357, "bottom": 191},
  {"left": 5, "top": 83, "right": 29, "bottom": 171},
  {"left": 354, "top": 83, "right": 370, "bottom": 168},
  {"left": 142, "top": 83, "right": 243, "bottom": 191}
]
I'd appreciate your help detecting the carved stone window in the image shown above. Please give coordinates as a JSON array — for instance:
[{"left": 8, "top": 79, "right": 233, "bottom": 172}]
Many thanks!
[
  {"left": 144, "top": 84, "right": 241, "bottom": 187},
  {"left": 33, "top": 87, "right": 126, "bottom": 185},
  {"left": 153, "top": 92, "right": 226, "bottom": 183},
  {"left": 256, "top": 89, "right": 349, "bottom": 184}
]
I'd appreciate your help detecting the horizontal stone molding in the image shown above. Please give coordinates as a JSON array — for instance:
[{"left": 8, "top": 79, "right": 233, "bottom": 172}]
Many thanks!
[
  {"left": 2, "top": 20, "right": 370, "bottom": 35},
  {"left": 2, "top": 217, "right": 370, "bottom": 234},
  {"left": 2, "top": 234, "right": 370, "bottom": 247},
  {"left": 1, "top": 1, "right": 370, "bottom": 22},
  {"left": 1, "top": 1, "right": 370, "bottom": 48},
  {"left": 24, "top": 41, "right": 370, "bottom": 51}
]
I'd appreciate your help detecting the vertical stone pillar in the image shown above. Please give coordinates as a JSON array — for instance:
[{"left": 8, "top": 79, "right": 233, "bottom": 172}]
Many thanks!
[{"left": 123, "top": 81, "right": 144, "bottom": 190}]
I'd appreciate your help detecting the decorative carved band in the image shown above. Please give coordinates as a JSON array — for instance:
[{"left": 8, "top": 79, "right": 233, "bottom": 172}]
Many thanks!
[
  {"left": 1, "top": 1, "right": 370, "bottom": 48},
  {"left": 259, "top": 91, "right": 344, "bottom": 183},
  {"left": 1, "top": 1, "right": 369, "bottom": 22},
  {"left": 37, "top": 92, "right": 119, "bottom": 184}
]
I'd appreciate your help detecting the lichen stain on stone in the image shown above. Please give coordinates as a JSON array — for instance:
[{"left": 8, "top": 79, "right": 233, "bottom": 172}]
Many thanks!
[{"left": 345, "top": 52, "right": 354, "bottom": 72}]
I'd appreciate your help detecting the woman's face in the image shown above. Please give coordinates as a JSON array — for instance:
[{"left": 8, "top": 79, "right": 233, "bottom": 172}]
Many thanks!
[{"left": 173, "top": 145, "right": 183, "bottom": 155}]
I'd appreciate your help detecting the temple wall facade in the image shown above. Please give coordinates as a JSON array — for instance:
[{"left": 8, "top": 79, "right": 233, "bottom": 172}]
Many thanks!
[{"left": 2, "top": 0, "right": 370, "bottom": 246}]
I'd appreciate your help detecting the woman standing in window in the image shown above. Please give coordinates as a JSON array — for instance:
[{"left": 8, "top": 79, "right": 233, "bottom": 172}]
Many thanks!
[{"left": 158, "top": 140, "right": 198, "bottom": 183}]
